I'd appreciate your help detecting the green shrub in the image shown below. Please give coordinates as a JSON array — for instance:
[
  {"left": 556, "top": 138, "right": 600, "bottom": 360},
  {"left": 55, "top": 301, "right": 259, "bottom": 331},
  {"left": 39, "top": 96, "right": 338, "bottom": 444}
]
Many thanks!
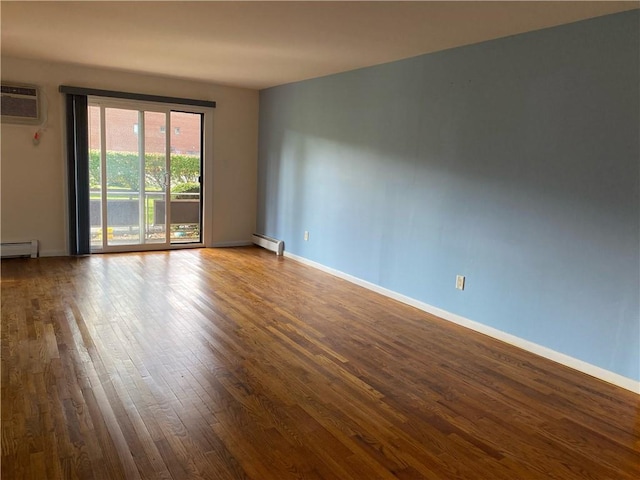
[
  {"left": 88, "top": 150, "right": 200, "bottom": 191},
  {"left": 172, "top": 182, "right": 200, "bottom": 199}
]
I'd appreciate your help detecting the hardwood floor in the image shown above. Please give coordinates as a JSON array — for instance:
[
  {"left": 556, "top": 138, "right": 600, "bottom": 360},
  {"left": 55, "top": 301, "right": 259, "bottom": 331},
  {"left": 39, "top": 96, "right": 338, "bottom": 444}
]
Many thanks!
[{"left": 1, "top": 247, "right": 638, "bottom": 479}]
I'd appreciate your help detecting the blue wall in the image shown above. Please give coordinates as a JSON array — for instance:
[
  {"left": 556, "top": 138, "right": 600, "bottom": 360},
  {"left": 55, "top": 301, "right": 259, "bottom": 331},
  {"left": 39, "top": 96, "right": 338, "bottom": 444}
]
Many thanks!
[{"left": 257, "top": 11, "right": 640, "bottom": 381}]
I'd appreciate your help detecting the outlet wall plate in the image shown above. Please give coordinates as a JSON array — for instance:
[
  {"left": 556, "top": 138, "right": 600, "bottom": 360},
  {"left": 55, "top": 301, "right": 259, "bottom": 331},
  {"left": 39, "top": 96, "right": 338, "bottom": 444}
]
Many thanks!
[{"left": 456, "top": 275, "right": 465, "bottom": 290}]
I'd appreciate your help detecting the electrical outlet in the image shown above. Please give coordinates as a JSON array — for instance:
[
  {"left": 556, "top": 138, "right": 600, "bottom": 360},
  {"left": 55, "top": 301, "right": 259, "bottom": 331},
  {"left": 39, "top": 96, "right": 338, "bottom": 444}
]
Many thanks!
[
  {"left": 304, "top": 231, "right": 309, "bottom": 241},
  {"left": 456, "top": 275, "right": 465, "bottom": 291}
]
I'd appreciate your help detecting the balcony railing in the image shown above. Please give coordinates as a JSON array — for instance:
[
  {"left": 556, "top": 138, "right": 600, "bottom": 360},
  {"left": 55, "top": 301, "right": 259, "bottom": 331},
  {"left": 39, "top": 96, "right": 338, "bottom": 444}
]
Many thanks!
[{"left": 90, "top": 190, "right": 200, "bottom": 246}]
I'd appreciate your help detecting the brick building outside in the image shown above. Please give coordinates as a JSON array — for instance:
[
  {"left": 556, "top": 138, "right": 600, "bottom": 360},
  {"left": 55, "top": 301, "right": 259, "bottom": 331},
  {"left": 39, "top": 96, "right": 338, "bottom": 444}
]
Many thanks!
[{"left": 88, "top": 107, "right": 201, "bottom": 156}]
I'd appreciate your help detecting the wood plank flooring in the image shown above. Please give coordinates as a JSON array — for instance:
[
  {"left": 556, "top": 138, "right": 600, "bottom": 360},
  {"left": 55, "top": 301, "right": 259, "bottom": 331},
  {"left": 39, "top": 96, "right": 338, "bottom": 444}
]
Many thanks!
[{"left": 1, "top": 247, "right": 638, "bottom": 479}]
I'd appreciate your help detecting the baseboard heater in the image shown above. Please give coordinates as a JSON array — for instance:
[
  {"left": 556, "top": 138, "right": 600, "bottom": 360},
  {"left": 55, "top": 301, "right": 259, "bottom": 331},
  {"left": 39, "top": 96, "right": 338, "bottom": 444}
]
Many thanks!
[
  {"left": 1, "top": 239, "right": 39, "bottom": 258},
  {"left": 251, "top": 234, "right": 284, "bottom": 256}
]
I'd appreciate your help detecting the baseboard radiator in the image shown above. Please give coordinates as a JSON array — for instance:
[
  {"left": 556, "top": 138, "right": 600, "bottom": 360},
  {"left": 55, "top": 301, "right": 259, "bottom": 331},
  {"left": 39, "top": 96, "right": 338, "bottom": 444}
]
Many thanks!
[
  {"left": 251, "top": 234, "right": 284, "bottom": 256},
  {"left": 1, "top": 240, "right": 39, "bottom": 259}
]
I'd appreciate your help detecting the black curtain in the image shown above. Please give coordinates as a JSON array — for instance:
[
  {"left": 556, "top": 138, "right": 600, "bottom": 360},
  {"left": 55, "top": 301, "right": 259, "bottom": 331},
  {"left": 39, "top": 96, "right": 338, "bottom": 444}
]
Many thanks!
[{"left": 63, "top": 93, "right": 90, "bottom": 255}]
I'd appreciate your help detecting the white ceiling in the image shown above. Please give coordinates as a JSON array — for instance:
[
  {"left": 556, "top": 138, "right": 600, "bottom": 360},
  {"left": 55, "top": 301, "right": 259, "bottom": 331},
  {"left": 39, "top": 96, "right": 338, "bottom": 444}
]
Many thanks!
[{"left": 2, "top": 1, "right": 637, "bottom": 90}]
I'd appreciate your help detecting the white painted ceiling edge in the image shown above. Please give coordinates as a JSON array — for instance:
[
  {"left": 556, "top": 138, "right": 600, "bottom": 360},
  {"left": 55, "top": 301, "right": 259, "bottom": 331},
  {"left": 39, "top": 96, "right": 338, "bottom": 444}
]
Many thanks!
[{"left": 1, "top": 1, "right": 638, "bottom": 90}]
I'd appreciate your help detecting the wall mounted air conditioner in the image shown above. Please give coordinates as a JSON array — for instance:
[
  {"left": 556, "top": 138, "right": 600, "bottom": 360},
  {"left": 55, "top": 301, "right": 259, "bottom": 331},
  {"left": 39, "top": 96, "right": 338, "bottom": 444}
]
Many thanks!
[{"left": 1, "top": 83, "right": 41, "bottom": 124}]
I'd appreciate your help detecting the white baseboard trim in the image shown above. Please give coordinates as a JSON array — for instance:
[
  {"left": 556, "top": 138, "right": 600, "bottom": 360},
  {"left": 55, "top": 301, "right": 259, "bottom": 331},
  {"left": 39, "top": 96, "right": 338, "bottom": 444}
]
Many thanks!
[
  {"left": 212, "top": 240, "right": 253, "bottom": 248},
  {"left": 39, "top": 249, "right": 68, "bottom": 258},
  {"left": 284, "top": 251, "right": 640, "bottom": 394}
]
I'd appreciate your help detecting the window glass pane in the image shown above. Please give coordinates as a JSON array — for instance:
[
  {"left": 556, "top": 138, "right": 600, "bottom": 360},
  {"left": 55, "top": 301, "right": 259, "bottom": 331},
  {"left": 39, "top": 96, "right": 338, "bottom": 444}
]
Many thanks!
[
  {"left": 88, "top": 105, "right": 102, "bottom": 248},
  {"left": 105, "top": 108, "right": 141, "bottom": 245},
  {"left": 170, "top": 111, "right": 201, "bottom": 243},
  {"left": 144, "top": 111, "right": 166, "bottom": 243}
]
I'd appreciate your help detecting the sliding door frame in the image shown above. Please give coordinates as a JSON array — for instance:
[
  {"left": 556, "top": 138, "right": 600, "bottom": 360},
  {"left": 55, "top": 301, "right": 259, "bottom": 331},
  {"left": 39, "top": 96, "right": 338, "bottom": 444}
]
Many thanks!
[{"left": 61, "top": 85, "right": 215, "bottom": 255}]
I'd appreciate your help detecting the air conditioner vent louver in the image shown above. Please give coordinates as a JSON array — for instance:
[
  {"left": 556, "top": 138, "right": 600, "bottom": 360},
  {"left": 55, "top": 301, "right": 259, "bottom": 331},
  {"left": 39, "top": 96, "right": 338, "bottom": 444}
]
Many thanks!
[{"left": 1, "top": 83, "right": 41, "bottom": 124}]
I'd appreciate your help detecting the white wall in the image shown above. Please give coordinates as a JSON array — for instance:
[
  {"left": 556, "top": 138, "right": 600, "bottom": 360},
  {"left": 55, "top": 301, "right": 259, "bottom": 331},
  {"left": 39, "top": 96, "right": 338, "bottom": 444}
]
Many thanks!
[{"left": 1, "top": 56, "right": 258, "bottom": 256}]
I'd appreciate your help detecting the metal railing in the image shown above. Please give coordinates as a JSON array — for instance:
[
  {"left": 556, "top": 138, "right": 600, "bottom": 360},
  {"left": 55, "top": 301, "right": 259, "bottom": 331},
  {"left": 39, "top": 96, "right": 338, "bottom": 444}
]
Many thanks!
[{"left": 89, "top": 190, "right": 201, "bottom": 245}]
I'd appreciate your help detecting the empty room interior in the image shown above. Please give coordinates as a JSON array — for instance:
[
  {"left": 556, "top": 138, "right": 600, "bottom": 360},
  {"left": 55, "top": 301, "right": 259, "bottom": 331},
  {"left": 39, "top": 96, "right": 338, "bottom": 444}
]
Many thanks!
[{"left": 1, "top": 1, "right": 639, "bottom": 479}]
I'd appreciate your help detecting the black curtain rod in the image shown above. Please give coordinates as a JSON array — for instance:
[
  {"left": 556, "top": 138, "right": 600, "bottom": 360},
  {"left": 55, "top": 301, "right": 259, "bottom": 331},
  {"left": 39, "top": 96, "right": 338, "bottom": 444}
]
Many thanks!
[{"left": 59, "top": 85, "right": 216, "bottom": 108}]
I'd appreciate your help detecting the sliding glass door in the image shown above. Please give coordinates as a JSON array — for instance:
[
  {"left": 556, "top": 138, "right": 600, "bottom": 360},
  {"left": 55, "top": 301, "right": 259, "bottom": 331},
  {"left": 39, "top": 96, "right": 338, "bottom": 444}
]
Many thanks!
[{"left": 88, "top": 98, "right": 203, "bottom": 252}]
